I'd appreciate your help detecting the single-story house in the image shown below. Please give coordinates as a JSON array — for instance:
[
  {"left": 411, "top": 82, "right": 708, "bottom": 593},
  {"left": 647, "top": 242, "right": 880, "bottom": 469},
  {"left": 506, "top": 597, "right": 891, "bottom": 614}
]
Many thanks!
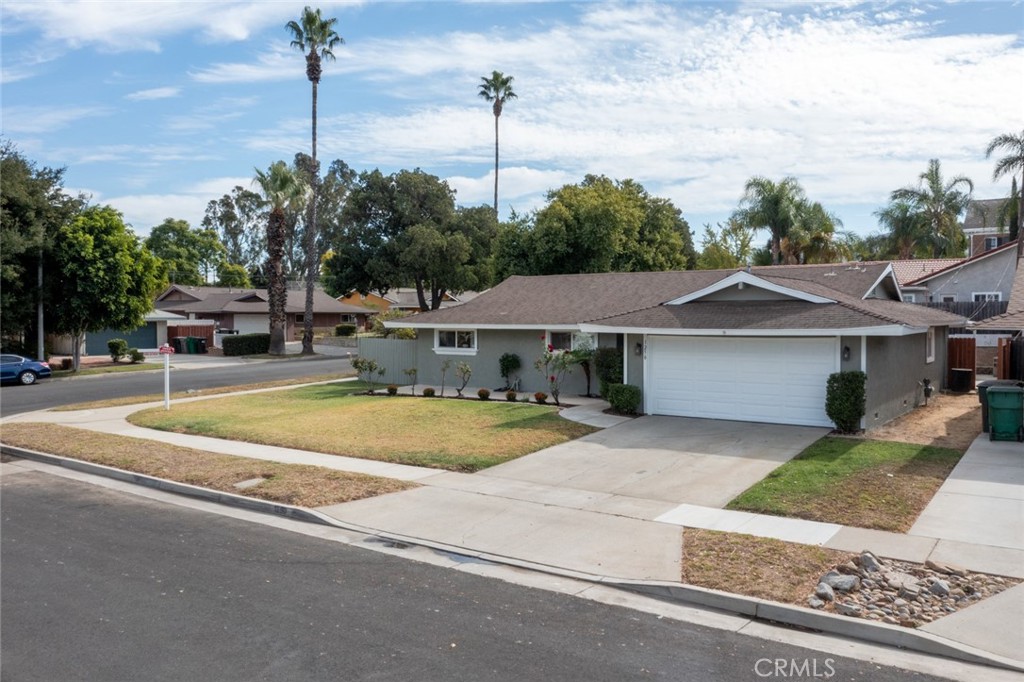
[
  {"left": 899, "top": 241, "right": 1019, "bottom": 305},
  {"left": 155, "top": 285, "right": 374, "bottom": 339},
  {"left": 378, "top": 263, "right": 965, "bottom": 429},
  {"left": 339, "top": 288, "right": 480, "bottom": 314},
  {"left": 49, "top": 309, "right": 187, "bottom": 356}
]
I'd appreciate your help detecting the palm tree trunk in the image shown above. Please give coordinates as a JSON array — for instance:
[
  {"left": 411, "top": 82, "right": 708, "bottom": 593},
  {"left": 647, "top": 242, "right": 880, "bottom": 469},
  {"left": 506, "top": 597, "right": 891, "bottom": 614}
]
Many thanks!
[
  {"left": 1019, "top": 171, "right": 1024, "bottom": 255},
  {"left": 268, "top": 209, "right": 287, "bottom": 355},
  {"left": 493, "top": 113, "right": 499, "bottom": 215},
  {"left": 302, "top": 78, "right": 318, "bottom": 355}
]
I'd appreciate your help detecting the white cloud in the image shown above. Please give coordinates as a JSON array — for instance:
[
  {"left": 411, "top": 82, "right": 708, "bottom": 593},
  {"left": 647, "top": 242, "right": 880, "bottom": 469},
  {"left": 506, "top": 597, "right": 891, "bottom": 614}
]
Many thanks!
[
  {"left": 1, "top": 1, "right": 362, "bottom": 53},
  {"left": 98, "top": 175, "right": 255, "bottom": 236},
  {"left": 125, "top": 86, "right": 181, "bottom": 101},
  {"left": 2, "top": 105, "right": 110, "bottom": 135}
]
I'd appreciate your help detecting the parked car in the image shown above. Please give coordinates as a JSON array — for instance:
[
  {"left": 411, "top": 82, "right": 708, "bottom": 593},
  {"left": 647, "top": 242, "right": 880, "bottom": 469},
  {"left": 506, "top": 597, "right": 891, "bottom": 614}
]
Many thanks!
[{"left": 0, "top": 354, "right": 52, "bottom": 385}]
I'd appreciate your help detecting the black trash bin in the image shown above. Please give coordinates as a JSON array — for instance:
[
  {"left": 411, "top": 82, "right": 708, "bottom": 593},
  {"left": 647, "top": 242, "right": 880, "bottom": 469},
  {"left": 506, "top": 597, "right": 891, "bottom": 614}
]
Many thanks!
[
  {"left": 949, "top": 369, "right": 973, "bottom": 393},
  {"left": 979, "top": 380, "right": 1024, "bottom": 432},
  {"left": 197, "top": 337, "right": 208, "bottom": 354},
  {"left": 171, "top": 337, "right": 186, "bottom": 354}
]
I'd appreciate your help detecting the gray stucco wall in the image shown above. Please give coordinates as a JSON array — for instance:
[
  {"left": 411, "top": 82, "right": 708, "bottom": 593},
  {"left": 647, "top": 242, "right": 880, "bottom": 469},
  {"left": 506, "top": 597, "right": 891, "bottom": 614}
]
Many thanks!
[
  {"left": 624, "top": 333, "right": 645, "bottom": 390},
  {"left": 839, "top": 335, "right": 863, "bottom": 373},
  {"left": 864, "top": 329, "right": 946, "bottom": 429},
  {"left": 916, "top": 247, "right": 1015, "bottom": 302}
]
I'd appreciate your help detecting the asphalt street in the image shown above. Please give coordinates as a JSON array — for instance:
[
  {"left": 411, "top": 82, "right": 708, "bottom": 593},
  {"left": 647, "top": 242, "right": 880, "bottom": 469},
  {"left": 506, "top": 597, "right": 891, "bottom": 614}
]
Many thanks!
[
  {"left": 0, "top": 470, "right": 948, "bottom": 682},
  {"left": 0, "top": 355, "right": 352, "bottom": 416}
]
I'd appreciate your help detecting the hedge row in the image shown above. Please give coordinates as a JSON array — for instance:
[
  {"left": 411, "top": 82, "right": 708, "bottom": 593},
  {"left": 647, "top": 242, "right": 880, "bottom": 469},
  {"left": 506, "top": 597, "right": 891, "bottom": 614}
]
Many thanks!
[{"left": 222, "top": 333, "right": 271, "bottom": 356}]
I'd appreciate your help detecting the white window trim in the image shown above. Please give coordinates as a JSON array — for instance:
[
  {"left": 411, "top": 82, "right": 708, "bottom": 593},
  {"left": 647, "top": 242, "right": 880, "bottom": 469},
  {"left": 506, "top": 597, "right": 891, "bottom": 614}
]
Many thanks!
[
  {"left": 434, "top": 328, "right": 478, "bottom": 356},
  {"left": 904, "top": 293, "right": 916, "bottom": 303},
  {"left": 545, "top": 331, "right": 595, "bottom": 352},
  {"left": 926, "top": 327, "right": 936, "bottom": 364},
  {"left": 972, "top": 292, "right": 1002, "bottom": 302}
]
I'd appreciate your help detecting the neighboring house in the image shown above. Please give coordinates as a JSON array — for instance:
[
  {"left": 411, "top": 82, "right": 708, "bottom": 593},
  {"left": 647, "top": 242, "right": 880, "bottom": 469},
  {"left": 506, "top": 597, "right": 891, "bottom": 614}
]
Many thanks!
[
  {"left": 338, "top": 288, "right": 480, "bottom": 314},
  {"left": 964, "top": 198, "right": 1015, "bottom": 258},
  {"left": 899, "top": 241, "right": 1019, "bottom": 307},
  {"left": 973, "top": 252, "right": 1024, "bottom": 334},
  {"left": 887, "top": 259, "right": 960, "bottom": 302},
  {"left": 376, "top": 263, "right": 964, "bottom": 430},
  {"left": 49, "top": 309, "right": 187, "bottom": 356},
  {"left": 155, "top": 285, "right": 374, "bottom": 339}
]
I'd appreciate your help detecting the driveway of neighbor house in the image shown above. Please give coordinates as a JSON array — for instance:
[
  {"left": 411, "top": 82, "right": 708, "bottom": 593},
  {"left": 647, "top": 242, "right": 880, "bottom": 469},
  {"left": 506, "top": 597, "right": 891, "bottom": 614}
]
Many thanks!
[{"left": 477, "top": 416, "right": 829, "bottom": 507}]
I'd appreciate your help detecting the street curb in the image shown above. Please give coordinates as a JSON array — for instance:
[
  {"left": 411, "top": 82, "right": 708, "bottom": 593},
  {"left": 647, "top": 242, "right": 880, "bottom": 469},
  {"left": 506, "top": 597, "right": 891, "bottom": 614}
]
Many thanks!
[
  {"left": 0, "top": 444, "right": 339, "bottom": 527},
  {"left": 4, "top": 444, "right": 1022, "bottom": 673}
]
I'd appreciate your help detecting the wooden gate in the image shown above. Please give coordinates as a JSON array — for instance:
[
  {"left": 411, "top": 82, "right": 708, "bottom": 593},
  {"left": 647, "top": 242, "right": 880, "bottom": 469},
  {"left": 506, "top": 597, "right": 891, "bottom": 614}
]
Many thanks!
[{"left": 947, "top": 336, "right": 976, "bottom": 388}]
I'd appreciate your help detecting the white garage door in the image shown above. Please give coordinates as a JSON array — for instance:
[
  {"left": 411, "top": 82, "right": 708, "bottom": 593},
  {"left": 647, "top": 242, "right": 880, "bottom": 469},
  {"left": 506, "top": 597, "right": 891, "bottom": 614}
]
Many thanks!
[
  {"left": 647, "top": 336, "right": 837, "bottom": 427},
  {"left": 233, "top": 314, "right": 269, "bottom": 335}
]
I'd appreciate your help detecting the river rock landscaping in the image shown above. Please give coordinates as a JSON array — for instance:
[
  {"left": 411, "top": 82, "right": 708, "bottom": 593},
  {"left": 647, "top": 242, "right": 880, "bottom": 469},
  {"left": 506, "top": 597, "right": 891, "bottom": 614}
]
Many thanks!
[{"left": 808, "top": 550, "right": 1019, "bottom": 627}]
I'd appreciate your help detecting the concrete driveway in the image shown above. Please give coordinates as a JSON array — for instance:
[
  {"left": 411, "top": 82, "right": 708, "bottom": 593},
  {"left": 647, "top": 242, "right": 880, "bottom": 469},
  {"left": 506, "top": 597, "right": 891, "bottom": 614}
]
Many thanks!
[{"left": 479, "top": 416, "right": 829, "bottom": 508}]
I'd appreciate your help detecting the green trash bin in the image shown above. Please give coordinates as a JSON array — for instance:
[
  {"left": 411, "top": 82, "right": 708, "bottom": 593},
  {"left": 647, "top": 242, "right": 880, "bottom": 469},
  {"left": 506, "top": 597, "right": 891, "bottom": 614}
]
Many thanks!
[
  {"left": 988, "top": 386, "right": 1024, "bottom": 442},
  {"left": 186, "top": 336, "right": 197, "bottom": 354}
]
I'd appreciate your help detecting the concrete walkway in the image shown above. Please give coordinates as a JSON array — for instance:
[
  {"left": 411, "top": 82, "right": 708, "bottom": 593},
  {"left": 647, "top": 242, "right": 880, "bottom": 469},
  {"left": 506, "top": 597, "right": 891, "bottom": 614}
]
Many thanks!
[{"left": 3, "top": 389, "right": 1022, "bottom": 668}]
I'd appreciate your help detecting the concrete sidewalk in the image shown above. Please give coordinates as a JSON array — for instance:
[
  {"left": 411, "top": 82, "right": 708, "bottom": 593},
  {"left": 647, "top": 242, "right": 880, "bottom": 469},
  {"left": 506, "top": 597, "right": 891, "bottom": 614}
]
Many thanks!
[{"left": 3, "top": 392, "right": 1022, "bottom": 670}]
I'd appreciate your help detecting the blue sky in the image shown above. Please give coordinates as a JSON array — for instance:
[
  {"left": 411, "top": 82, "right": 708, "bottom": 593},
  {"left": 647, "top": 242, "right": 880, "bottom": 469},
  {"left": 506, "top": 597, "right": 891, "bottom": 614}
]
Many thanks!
[{"left": 2, "top": 1, "right": 1022, "bottom": 242}]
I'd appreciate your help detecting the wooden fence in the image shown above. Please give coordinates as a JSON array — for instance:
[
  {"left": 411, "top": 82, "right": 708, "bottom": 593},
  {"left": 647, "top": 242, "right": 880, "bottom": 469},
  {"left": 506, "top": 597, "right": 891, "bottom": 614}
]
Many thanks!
[
  {"left": 947, "top": 337, "right": 976, "bottom": 389},
  {"left": 167, "top": 325, "right": 214, "bottom": 347},
  {"left": 921, "top": 301, "right": 1009, "bottom": 333},
  {"left": 996, "top": 336, "right": 1024, "bottom": 380}
]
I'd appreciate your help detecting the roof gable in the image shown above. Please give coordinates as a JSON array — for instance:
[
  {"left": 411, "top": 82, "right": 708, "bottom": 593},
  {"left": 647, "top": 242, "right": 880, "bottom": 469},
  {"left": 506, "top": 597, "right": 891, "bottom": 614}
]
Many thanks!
[
  {"left": 665, "top": 271, "right": 835, "bottom": 305},
  {"left": 904, "top": 241, "right": 1019, "bottom": 286}
]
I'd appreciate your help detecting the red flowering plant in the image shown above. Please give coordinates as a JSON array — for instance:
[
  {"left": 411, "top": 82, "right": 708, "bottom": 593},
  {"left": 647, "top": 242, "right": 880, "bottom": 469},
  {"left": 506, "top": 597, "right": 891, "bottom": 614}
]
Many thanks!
[{"left": 534, "top": 339, "right": 575, "bottom": 406}]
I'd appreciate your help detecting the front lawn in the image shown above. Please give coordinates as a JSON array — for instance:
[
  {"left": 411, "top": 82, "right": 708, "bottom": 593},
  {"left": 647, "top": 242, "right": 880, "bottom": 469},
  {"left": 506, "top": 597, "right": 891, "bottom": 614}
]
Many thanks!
[
  {"left": 51, "top": 363, "right": 161, "bottom": 378},
  {"left": 0, "top": 423, "right": 414, "bottom": 507},
  {"left": 726, "top": 437, "right": 962, "bottom": 532},
  {"left": 129, "top": 383, "right": 596, "bottom": 472}
]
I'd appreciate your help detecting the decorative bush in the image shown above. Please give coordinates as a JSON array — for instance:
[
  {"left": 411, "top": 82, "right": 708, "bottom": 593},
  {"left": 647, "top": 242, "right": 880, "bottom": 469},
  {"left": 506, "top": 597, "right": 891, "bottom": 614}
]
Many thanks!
[
  {"left": 128, "top": 348, "right": 146, "bottom": 364},
  {"left": 607, "top": 383, "right": 642, "bottom": 415},
  {"left": 371, "top": 309, "right": 416, "bottom": 339},
  {"left": 60, "top": 358, "right": 73, "bottom": 370},
  {"left": 107, "top": 338, "right": 128, "bottom": 362},
  {"left": 498, "top": 352, "right": 521, "bottom": 387},
  {"left": 222, "top": 333, "right": 271, "bottom": 356},
  {"left": 334, "top": 323, "right": 356, "bottom": 337},
  {"left": 403, "top": 367, "right": 418, "bottom": 396},
  {"left": 455, "top": 361, "right": 473, "bottom": 397},
  {"left": 422, "top": 387, "right": 436, "bottom": 397},
  {"left": 386, "top": 384, "right": 398, "bottom": 396},
  {"left": 534, "top": 342, "right": 575, "bottom": 405},
  {"left": 351, "top": 356, "right": 385, "bottom": 393},
  {"left": 594, "top": 347, "right": 624, "bottom": 398},
  {"left": 534, "top": 392, "right": 548, "bottom": 404},
  {"left": 477, "top": 388, "right": 491, "bottom": 401},
  {"left": 826, "top": 371, "right": 866, "bottom": 433},
  {"left": 506, "top": 390, "right": 518, "bottom": 402}
]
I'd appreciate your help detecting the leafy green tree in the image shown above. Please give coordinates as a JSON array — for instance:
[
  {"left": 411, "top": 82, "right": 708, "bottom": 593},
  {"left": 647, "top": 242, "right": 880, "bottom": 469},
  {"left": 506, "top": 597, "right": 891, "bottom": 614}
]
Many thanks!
[
  {"left": 50, "top": 206, "right": 161, "bottom": 370},
  {"left": 874, "top": 200, "right": 929, "bottom": 259},
  {"left": 732, "top": 176, "right": 806, "bottom": 265},
  {"left": 525, "top": 175, "right": 694, "bottom": 275},
  {"left": 782, "top": 201, "right": 849, "bottom": 264},
  {"left": 0, "top": 142, "right": 83, "bottom": 356},
  {"left": 325, "top": 169, "right": 495, "bottom": 310},
  {"left": 478, "top": 71, "right": 517, "bottom": 215},
  {"left": 986, "top": 130, "right": 1024, "bottom": 242},
  {"left": 997, "top": 178, "right": 1021, "bottom": 241},
  {"left": 697, "top": 220, "right": 755, "bottom": 270},
  {"left": 890, "top": 159, "right": 972, "bottom": 258},
  {"left": 253, "top": 161, "right": 308, "bottom": 355},
  {"left": 287, "top": 6, "right": 343, "bottom": 355},
  {"left": 145, "top": 218, "right": 227, "bottom": 286},
  {"left": 217, "top": 262, "right": 251, "bottom": 288},
  {"left": 201, "top": 186, "right": 266, "bottom": 272}
]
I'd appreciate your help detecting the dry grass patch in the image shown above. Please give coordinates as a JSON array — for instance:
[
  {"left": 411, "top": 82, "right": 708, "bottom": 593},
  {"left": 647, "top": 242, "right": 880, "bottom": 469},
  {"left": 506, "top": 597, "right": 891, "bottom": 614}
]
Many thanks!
[
  {"left": 0, "top": 423, "right": 413, "bottom": 507},
  {"left": 53, "top": 373, "right": 356, "bottom": 411},
  {"left": 865, "top": 391, "right": 981, "bottom": 453},
  {"left": 129, "top": 384, "right": 596, "bottom": 471},
  {"left": 682, "top": 528, "right": 854, "bottom": 603}
]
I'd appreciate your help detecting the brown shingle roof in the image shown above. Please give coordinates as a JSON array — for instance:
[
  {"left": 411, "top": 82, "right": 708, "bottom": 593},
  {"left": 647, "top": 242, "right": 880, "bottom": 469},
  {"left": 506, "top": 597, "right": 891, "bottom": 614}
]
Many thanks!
[
  {"left": 155, "top": 285, "right": 373, "bottom": 315},
  {"left": 400, "top": 263, "right": 962, "bottom": 331}
]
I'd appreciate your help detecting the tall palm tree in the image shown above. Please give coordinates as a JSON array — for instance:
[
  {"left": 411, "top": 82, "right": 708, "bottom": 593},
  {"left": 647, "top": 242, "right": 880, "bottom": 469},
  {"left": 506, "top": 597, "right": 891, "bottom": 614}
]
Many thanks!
[
  {"left": 890, "top": 159, "right": 973, "bottom": 258},
  {"left": 875, "top": 200, "right": 929, "bottom": 259},
  {"left": 478, "top": 71, "right": 517, "bottom": 215},
  {"left": 784, "top": 201, "right": 849, "bottom": 264},
  {"left": 287, "top": 6, "right": 343, "bottom": 355},
  {"left": 732, "top": 176, "right": 806, "bottom": 265},
  {"left": 253, "top": 161, "right": 308, "bottom": 356},
  {"left": 986, "top": 129, "right": 1024, "bottom": 247}
]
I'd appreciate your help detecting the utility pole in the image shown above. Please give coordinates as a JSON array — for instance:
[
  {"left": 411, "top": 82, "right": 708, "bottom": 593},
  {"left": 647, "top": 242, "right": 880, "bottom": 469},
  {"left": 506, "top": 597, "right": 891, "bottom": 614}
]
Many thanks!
[{"left": 36, "top": 250, "right": 44, "bottom": 359}]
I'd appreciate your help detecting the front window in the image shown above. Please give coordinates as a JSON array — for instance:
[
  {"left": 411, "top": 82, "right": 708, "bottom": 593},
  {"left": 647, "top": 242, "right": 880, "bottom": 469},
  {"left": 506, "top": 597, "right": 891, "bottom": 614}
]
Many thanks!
[
  {"left": 436, "top": 329, "right": 477, "bottom": 354},
  {"left": 546, "top": 331, "right": 595, "bottom": 351},
  {"left": 973, "top": 292, "right": 1002, "bottom": 302}
]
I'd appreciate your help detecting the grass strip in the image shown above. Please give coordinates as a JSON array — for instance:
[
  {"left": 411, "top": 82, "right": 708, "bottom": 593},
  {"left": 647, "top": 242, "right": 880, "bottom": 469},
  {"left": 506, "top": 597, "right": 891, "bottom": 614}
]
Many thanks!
[
  {"left": 682, "top": 528, "right": 853, "bottom": 603},
  {"left": 1, "top": 422, "right": 414, "bottom": 507},
  {"left": 129, "top": 384, "right": 597, "bottom": 472},
  {"left": 52, "top": 372, "right": 356, "bottom": 411},
  {"left": 727, "top": 436, "right": 961, "bottom": 532},
  {"left": 51, "top": 363, "right": 161, "bottom": 378}
]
